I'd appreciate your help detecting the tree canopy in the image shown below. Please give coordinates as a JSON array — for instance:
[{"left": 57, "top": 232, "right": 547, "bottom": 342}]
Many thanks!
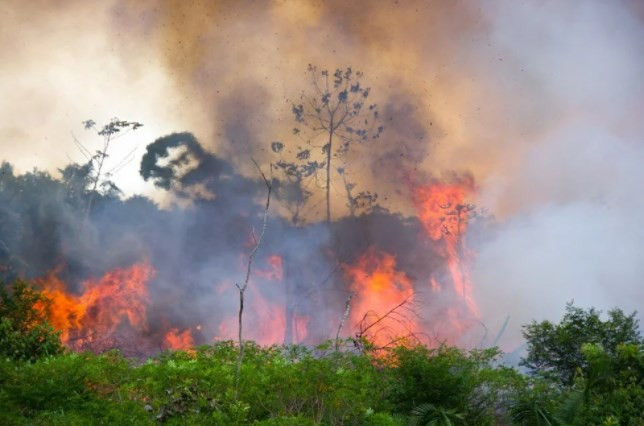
[{"left": 520, "top": 303, "right": 642, "bottom": 386}]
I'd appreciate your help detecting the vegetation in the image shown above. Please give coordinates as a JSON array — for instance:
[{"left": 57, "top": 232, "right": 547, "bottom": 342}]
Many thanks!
[
  {"left": 0, "top": 280, "right": 63, "bottom": 362},
  {"left": 521, "top": 302, "right": 641, "bottom": 386},
  {"left": 0, "top": 281, "right": 642, "bottom": 425}
]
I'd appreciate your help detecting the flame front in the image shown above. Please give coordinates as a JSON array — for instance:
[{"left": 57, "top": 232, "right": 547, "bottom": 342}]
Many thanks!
[
  {"left": 341, "top": 180, "right": 482, "bottom": 347},
  {"left": 164, "top": 328, "right": 194, "bottom": 351},
  {"left": 37, "top": 262, "right": 154, "bottom": 351},
  {"left": 343, "top": 248, "right": 418, "bottom": 348},
  {"left": 412, "top": 180, "right": 479, "bottom": 319},
  {"left": 215, "top": 254, "right": 309, "bottom": 345},
  {"left": 34, "top": 179, "right": 481, "bottom": 353}
]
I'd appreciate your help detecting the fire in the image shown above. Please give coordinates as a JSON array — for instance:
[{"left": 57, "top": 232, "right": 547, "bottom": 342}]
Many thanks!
[
  {"left": 215, "top": 254, "right": 309, "bottom": 345},
  {"left": 37, "top": 262, "right": 154, "bottom": 351},
  {"left": 164, "top": 328, "right": 194, "bottom": 350},
  {"left": 249, "top": 295, "right": 287, "bottom": 345},
  {"left": 343, "top": 248, "right": 418, "bottom": 348},
  {"left": 411, "top": 179, "right": 479, "bottom": 318},
  {"left": 255, "top": 255, "right": 284, "bottom": 281}
]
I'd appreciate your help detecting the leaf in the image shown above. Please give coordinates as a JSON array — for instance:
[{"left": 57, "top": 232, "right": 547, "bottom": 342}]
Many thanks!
[
  {"left": 296, "top": 149, "right": 310, "bottom": 160},
  {"left": 271, "top": 141, "right": 284, "bottom": 153}
]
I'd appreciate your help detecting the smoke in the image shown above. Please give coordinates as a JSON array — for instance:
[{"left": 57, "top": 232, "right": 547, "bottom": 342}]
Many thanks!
[
  {"left": 465, "top": 1, "right": 644, "bottom": 349},
  {"left": 1, "top": 0, "right": 643, "bottom": 352}
]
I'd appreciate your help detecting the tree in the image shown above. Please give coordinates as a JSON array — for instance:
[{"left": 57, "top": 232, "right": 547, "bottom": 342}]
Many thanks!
[
  {"left": 520, "top": 303, "right": 642, "bottom": 386},
  {"left": 274, "top": 65, "right": 383, "bottom": 223},
  {"left": 0, "top": 280, "right": 63, "bottom": 361},
  {"left": 235, "top": 161, "right": 273, "bottom": 386},
  {"left": 79, "top": 118, "right": 142, "bottom": 218},
  {"left": 566, "top": 342, "right": 644, "bottom": 424}
]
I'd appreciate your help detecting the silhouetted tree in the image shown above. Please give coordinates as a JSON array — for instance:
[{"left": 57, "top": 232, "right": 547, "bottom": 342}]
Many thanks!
[
  {"left": 81, "top": 118, "right": 142, "bottom": 218},
  {"left": 273, "top": 65, "right": 383, "bottom": 223},
  {"left": 235, "top": 161, "right": 272, "bottom": 388},
  {"left": 521, "top": 303, "right": 641, "bottom": 386}
]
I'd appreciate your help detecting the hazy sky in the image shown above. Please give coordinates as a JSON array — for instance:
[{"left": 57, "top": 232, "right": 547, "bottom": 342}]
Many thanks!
[{"left": 2, "top": 0, "right": 643, "bottom": 347}]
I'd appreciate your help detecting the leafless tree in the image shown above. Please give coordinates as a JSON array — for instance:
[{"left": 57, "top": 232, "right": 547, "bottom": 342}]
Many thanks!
[{"left": 235, "top": 160, "right": 273, "bottom": 384}]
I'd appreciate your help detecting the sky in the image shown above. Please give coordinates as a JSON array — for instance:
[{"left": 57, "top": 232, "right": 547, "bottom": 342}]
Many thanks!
[{"left": 1, "top": 0, "right": 643, "bottom": 347}]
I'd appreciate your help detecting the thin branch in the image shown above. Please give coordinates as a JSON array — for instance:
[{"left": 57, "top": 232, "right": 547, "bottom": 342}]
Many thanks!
[
  {"left": 106, "top": 146, "right": 137, "bottom": 176},
  {"left": 359, "top": 297, "right": 414, "bottom": 336},
  {"left": 71, "top": 131, "right": 92, "bottom": 159}
]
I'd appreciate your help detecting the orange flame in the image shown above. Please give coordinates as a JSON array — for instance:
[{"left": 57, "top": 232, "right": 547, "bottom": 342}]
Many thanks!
[
  {"left": 343, "top": 248, "right": 418, "bottom": 348},
  {"left": 164, "top": 328, "right": 194, "bottom": 350},
  {"left": 37, "top": 262, "right": 154, "bottom": 350},
  {"left": 411, "top": 179, "right": 479, "bottom": 318},
  {"left": 216, "top": 254, "right": 309, "bottom": 345}
]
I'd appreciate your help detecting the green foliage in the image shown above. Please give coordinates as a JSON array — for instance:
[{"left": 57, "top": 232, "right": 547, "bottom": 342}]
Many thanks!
[
  {"left": 129, "top": 342, "right": 386, "bottom": 424},
  {"left": 407, "top": 403, "right": 466, "bottom": 425},
  {"left": 0, "top": 280, "right": 63, "bottom": 362},
  {"left": 0, "top": 299, "right": 641, "bottom": 425},
  {"left": 554, "top": 343, "right": 644, "bottom": 425},
  {"left": 508, "top": 377, "right": 560, "bottom": 426},
  {"left": 0, "top": 351, "right": 148, "bottom": 425},
  {"left": 521, "top": 303, "right": 641, "bottom": 386},
  {"left": 517, "top": 303, "right": 644, "bottom": 426},
  {"left": 0, "top": 341, "right": 520, "bottom": 425},
  {"left": 383, "top": 345, "right": 520, "bottom": 424}
]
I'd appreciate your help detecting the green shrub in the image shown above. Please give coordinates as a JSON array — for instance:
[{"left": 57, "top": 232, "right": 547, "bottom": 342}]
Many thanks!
[
  {"left": 0, "top": 296, "right": 639, "bottom": 426},
  {"left": 0, "top": 280, "right": 63, "bottom": 362},
  {"left": 383, "top": 345, "right": 517, "bottom": 424},
  {"left": 0, "top": 351, "right": 149, "bottom": 425}
]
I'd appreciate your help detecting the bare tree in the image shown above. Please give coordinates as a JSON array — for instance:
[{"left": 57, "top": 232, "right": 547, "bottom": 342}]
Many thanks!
[
  {"left": 275, "top": 65, "right": 383, "bottom": 223},
  {"left": 79, "top": 118, "right": 142, "bottom": 219},
  {"left": 235, "top": 160, "right": 273, "bottom": 384}
]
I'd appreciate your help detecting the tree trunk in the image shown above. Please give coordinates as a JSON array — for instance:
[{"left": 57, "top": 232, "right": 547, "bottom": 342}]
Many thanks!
[
  {"left": 85, "top": 137, "right": 111, "bottom": 221},
  {"left": 283, "top": 260, "right": 294, "bottom": 344},
  {"left": 335, "top": 292, "right": 354, "bottom": 351},
  {"left": 325, "top": 126, "right": 333, "bottom": 224},
  {"left": 236, "top": 287, "right": 244, "bottom": 376}
]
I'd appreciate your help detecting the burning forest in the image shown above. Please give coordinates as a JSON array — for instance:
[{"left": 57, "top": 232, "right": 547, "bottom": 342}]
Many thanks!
[
  {"left": 0, "top": 130, "right": 485, "bottom": 356},
  {"left": 1, "top": 0, "right": 642, "bottom": 356},
  {"left": 1, "top": 1, "right": 643, "bottom": 424}
]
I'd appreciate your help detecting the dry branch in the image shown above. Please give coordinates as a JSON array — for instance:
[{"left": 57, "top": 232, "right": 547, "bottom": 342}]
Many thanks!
[
  {"left": 235, "top": 160, "right": 273, "bottom": 387},
  {"left": 335, "top": 292, "right": 354, "bottom": 351}
]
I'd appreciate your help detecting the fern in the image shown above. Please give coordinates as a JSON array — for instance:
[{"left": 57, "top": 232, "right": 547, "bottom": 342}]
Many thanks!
[{"left": 406, "top": 403, "right": 465, "bottom": 426}]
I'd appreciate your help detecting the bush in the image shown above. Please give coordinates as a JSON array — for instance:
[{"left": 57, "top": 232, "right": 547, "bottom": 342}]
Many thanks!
[
  {"left": 383, "top": 345, "right": 519, "bottom": 424},
  {"left": 0, "top": 297, "right": 640, "bottom": 425},
  {"left": 0, "top": 280, "right": 63, "bottom": 362},
  {"left": 521, "top": 303, "right": 641, "bottom": 386},
  {"left": 0, "top": 351, "right": 149, "bottom": 425}
]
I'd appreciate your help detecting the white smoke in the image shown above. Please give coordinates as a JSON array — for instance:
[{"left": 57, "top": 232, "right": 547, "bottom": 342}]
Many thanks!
[{"left": 472, "top": 0, "right": 644, "bottom": 350}]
